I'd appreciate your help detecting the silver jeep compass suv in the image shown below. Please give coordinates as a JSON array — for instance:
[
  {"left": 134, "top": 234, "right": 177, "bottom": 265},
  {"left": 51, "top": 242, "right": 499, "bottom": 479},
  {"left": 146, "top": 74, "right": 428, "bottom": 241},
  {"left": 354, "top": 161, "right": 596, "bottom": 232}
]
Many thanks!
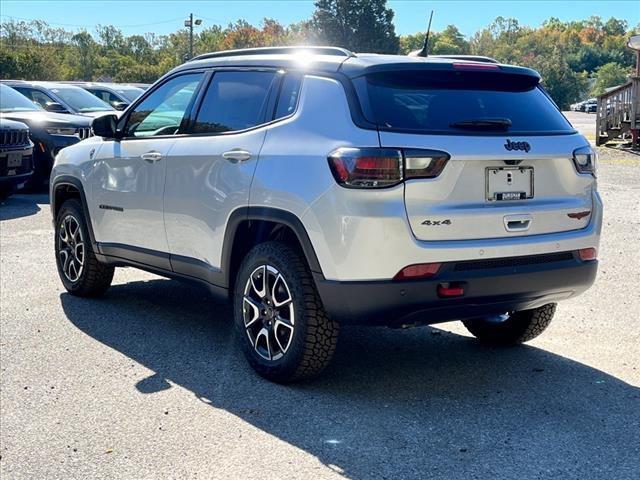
[{"left": 50, "top": 47, "right": 601, "bottom": 383}]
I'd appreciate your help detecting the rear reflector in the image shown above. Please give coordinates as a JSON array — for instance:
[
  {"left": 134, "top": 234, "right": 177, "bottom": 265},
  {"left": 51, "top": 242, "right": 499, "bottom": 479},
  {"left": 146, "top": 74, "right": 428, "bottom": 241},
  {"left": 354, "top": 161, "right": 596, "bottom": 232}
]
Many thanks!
[
  {"left": 437, "top": 283, "right": 465, "bottom": 297},
  {"left": 393, "top": 263, "right": 441, "bottom": 281},
  {"left": 578, "top": 248, "right": 597, "bottom": 261}
]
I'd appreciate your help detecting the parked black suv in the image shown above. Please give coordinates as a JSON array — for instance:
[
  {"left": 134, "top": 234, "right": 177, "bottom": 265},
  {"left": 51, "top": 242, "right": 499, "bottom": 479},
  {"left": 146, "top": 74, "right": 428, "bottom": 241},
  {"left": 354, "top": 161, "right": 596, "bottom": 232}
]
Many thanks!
[
  {"left": 0, "top": 118, "right": 33, "bottom": 198},
  {"left": 0, "top": 84, "right": 93, "bottom": 187}
]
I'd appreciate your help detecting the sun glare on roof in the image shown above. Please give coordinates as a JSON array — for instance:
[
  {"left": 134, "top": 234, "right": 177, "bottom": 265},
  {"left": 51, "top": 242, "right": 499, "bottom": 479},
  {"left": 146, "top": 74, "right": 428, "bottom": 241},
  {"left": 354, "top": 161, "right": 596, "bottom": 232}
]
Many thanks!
[{"left": 292, "top": 49, "right": 315, "bottom": 66}]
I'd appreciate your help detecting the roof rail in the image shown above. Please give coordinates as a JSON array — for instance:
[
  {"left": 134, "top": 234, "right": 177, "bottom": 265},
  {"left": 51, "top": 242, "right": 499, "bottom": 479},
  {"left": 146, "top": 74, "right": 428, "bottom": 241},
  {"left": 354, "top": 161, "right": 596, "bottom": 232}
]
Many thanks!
[
  {"left": 190, "top": 46, "right": 356, "bottom": 62},
  {"left": 430, "top": 54, "right": 499, "bottom": 64}
]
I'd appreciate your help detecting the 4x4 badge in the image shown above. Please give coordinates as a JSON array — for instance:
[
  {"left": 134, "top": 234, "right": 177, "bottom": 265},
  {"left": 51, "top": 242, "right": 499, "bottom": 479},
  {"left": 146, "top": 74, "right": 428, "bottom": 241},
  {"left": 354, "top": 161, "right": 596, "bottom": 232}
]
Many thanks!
[
  {"left": 504, "top": 139, "right": 531, "bottom": 152},
  {"left": 422, "top": 219, "right": 452, "bottom": 226}
]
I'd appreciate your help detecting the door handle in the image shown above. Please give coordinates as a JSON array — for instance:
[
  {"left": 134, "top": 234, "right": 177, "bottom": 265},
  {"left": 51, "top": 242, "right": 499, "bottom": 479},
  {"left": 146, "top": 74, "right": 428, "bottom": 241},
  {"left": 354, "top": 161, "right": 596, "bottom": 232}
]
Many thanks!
[
  {"left": 222, "top": 149, "right": 252, "bottom": 163},
  {"left": 140, "top": 151, "right": 163, "bottom": 163}
]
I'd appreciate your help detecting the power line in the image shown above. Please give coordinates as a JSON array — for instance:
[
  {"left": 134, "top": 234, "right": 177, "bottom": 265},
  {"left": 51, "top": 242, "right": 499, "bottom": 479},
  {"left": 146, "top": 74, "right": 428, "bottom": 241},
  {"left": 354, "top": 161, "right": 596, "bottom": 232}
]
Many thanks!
[{"left": 0, "top": 15, "right": 186, "bottom": 29}]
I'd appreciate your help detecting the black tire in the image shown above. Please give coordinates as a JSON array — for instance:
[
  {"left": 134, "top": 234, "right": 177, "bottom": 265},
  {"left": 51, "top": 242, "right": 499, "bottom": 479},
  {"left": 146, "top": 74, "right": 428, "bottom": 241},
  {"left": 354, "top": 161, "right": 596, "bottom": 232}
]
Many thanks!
[
  {"left": 55, "top": 198, "right": 114, "bottom": 297},
  {"left": 463, "top": 303, "right": 556, "bottom": 346},
  {"left": 233, "top": 241, "right": 339, "bottom": 383}
]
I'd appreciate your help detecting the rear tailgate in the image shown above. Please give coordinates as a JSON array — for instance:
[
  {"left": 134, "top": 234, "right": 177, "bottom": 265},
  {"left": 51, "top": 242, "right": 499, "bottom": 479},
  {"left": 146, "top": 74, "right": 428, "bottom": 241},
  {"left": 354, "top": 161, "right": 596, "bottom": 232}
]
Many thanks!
[
  {"left": 380, "top": 132, "right": 594, "bottom": 241},
  {"left": 360, "top": 65, "right": 595, "bottom": 241}
]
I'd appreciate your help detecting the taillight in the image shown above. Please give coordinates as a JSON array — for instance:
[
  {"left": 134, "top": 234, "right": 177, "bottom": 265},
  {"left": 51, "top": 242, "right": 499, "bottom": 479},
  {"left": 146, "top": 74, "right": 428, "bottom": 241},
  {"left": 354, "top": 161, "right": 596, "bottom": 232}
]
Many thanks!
[
  {"left": 393, "top": 263, "right": 441, "bottom": 281},
  {"left": 404, "top": 149, "right": 450, "bottom": 179},
  {"left": 327, "top": 148, "right": 449, "bottom": 188},
  {"left": 572, "top": 146, "right": 597, "bottom": 176},
  {"left": 327, "top": 148, "right": 403, "bottom": 188}
]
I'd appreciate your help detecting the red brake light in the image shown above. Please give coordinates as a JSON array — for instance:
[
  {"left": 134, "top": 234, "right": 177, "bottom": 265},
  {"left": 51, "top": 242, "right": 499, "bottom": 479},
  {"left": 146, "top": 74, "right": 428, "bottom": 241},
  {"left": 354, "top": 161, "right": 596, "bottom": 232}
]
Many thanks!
[
  {"left": 453, "top": 62, "right": 500, "bottom": 71},
  {"left": 327, "top": 148, "right": 403, "bottom": 188},
  {"left": 578, "top": 248, "right": 597, "bottom": 261},
  {"left": 393, "top": 263, "right": 441, "bottom": 281},
  {"left": 328, "top": 148, "right": 450, "bottom": 188}
]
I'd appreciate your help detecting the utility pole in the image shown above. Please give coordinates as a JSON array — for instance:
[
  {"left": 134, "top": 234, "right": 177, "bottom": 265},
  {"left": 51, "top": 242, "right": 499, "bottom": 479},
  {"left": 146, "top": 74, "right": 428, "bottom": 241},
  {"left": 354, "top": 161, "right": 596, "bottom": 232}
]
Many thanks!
[{"left": 184, "top": 13, "right": 202, "bottom": 59}]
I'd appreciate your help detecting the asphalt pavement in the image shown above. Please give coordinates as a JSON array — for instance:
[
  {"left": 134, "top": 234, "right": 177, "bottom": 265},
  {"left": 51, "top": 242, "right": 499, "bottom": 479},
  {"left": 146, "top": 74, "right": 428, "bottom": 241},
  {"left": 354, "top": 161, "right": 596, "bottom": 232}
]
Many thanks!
[{"left": 1, "top": 149, "right": 639, "bottom": 479}]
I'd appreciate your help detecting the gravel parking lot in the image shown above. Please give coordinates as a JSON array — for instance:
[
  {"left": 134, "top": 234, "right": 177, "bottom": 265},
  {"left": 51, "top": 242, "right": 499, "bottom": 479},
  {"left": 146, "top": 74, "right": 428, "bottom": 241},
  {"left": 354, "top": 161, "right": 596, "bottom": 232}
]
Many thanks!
[
  {"left": 563, "top": 111, "right": 596, "bottom": 141},
  {"left": 1, "top": 148, "right": 639, "bottom": 479}
]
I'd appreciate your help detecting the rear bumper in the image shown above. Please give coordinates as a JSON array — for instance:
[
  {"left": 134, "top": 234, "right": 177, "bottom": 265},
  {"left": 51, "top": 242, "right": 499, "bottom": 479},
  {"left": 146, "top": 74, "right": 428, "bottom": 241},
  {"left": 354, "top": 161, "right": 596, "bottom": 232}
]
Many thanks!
[{"left": 315, "top": 252, "right": 597, "bottom": 326}]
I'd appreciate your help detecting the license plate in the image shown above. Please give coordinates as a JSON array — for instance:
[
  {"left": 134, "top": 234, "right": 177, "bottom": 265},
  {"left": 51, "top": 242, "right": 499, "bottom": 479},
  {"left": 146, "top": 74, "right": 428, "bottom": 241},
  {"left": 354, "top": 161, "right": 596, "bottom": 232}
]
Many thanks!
[
  {"left": 486, "top": 166, "right": 534, "bottom": 201},
  {"left": 7, "top": 152, "right": 23, "bottom": 168}
]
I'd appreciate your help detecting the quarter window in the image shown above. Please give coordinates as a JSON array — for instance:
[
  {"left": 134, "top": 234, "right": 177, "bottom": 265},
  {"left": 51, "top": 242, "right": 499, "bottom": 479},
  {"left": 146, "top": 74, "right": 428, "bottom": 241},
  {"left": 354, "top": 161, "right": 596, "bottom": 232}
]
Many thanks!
[
  {"left": 274, "top": 73, "right": 303, "bottom": 120},
  {"left": 192, "top": 71, "right": 277, "bottom": 134},
  {"left": 124, "top": 73, "right": 203, "bottom": 137}
]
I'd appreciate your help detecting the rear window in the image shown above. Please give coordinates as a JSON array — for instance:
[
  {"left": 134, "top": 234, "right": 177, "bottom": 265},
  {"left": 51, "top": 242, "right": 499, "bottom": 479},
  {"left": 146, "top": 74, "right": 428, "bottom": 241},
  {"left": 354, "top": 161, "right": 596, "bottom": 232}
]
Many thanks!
[{"left": 361, "top": 70, "right": 573, "bottom": 135}]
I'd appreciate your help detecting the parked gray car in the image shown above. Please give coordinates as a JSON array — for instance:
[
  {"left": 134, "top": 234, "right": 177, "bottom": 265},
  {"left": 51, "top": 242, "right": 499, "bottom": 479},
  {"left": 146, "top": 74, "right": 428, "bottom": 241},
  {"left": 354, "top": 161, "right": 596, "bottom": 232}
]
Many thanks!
[{"left": 65, "top": 82, "right": 145, "bottom": 110}]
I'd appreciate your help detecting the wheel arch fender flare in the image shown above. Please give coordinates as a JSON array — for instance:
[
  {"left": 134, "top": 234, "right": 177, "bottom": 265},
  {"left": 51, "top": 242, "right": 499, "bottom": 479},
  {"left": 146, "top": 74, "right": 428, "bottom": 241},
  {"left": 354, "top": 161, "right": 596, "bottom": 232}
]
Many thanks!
[
  {"left": 221, "top": 207, "right": 324, "bottom": 289},
  {"left": 51, "top": 175, "right": 99, "bottom": 250}
]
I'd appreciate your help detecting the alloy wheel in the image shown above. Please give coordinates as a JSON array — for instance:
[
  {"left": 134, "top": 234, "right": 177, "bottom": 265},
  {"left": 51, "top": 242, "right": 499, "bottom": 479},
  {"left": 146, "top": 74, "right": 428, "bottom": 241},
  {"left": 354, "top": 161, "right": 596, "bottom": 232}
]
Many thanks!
[
  {"left": 58, "top": 214, "right": 85, "bottom": 282},
  {"left": 242, "top": 264, "right": 295, "bottom": 361}
]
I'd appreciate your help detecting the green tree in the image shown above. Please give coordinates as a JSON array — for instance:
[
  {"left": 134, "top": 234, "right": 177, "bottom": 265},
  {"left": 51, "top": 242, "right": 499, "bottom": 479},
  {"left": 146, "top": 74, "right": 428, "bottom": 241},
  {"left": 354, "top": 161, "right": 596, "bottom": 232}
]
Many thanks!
[
  {"left": 591, "top": 62, "right": 630, "bottom": 96},
  {"left": 68, "top": 31, "right": 98, "bottom": 80},
  {"left": 432, "top": 25, "right": 469, "bottom": 54},
  {"left": 528, "top": 49, "right": 589, "bottom": 109},
  {"left": 311, "top": 0, "right": 399, "bottom": 53},
  {"left": 398, "top": 32, "right": 424, "bottom": 54}
]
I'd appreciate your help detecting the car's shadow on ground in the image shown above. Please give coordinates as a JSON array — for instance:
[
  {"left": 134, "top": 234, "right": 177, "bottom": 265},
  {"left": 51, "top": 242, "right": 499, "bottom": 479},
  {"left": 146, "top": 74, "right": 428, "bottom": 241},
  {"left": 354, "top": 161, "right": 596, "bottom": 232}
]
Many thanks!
[
  {"left": 60, "top": 278, "right": 639, "bottom": 479},
  {"left": 0, "top": 192, "right": 48, "bottom": 221}
]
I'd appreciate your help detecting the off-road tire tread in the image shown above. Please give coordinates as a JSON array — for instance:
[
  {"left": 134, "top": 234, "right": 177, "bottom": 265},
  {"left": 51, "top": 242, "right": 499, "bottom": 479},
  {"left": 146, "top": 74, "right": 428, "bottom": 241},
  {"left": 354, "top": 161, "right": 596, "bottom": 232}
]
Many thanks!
[
  {"left": 234, "top": 241, "right": 339, "bottom": 383},
  {"left": 56, "top": 199, "right": 114, "bottom": 297},
  {"left": 463, "top": 303, "right": 556, "bottom": 346}
]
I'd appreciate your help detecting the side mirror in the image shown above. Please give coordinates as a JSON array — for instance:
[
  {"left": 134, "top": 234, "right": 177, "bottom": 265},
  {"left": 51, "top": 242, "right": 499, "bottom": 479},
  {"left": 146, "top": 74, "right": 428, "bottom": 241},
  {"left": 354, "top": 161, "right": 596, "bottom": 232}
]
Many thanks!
[
  {"left": 44, "top": 101, "right": 68, "bottom": 113},
  {"left": 112, "top": 101, "right": 129, "bottom": 111},
  {"left": 92, "top": 114, "right": 119, "bottom": 139}
]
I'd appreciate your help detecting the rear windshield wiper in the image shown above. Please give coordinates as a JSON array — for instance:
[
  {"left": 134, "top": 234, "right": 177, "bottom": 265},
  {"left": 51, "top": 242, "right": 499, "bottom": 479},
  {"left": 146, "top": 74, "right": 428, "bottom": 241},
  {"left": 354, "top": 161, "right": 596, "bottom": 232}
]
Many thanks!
[{"left": 449, "top": 118, "right": 512, "bottom": 130}]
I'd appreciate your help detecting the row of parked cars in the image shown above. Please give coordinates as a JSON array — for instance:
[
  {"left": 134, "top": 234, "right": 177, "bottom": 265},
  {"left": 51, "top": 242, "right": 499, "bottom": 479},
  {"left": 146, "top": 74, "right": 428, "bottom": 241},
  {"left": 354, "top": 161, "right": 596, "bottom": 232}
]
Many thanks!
[
  {"left": 0, "top": 81, "right": 148, "bottom": 198},
  {"left": 570, "top": 98, "right": 597, "bottom": 113}
]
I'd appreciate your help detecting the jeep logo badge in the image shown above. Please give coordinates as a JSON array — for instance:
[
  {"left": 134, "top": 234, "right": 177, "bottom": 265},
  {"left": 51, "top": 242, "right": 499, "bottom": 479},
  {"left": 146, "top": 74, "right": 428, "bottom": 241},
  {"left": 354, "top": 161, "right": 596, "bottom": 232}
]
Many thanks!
[{"left": 504, "top": 139, "right": 531, "bottom": 152}]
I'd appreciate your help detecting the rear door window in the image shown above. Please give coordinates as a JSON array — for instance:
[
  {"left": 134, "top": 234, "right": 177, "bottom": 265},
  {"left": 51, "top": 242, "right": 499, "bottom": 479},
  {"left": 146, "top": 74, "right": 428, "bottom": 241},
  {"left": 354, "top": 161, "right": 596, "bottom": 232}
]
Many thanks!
[
  {"left": 192, "top": 71, "right": 277, "bottom": 134},
  {"left": 90, "top": 89, "right": 121, "bottom": 106},
  {"left": 15, "top": 88, "right": 55, "bottom": 109},
  {"left": 361, "top": 70, "right": 574, "bottom": 135}
]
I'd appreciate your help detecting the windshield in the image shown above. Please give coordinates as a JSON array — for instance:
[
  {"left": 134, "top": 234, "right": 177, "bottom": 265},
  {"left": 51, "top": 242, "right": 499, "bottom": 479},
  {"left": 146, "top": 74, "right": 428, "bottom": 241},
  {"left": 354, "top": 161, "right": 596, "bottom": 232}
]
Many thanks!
[
  {"left": 0, "top": 84, "right": 42, "bottom": 112},
  {"left": 49, "top": 86, "right": 114, "bottom": 112},
  {"left": 114, "top": 87, "right": 144, "bottom": 102},
  {"left": 361, "top": 70, "right": 574, "bottom": 135}
]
